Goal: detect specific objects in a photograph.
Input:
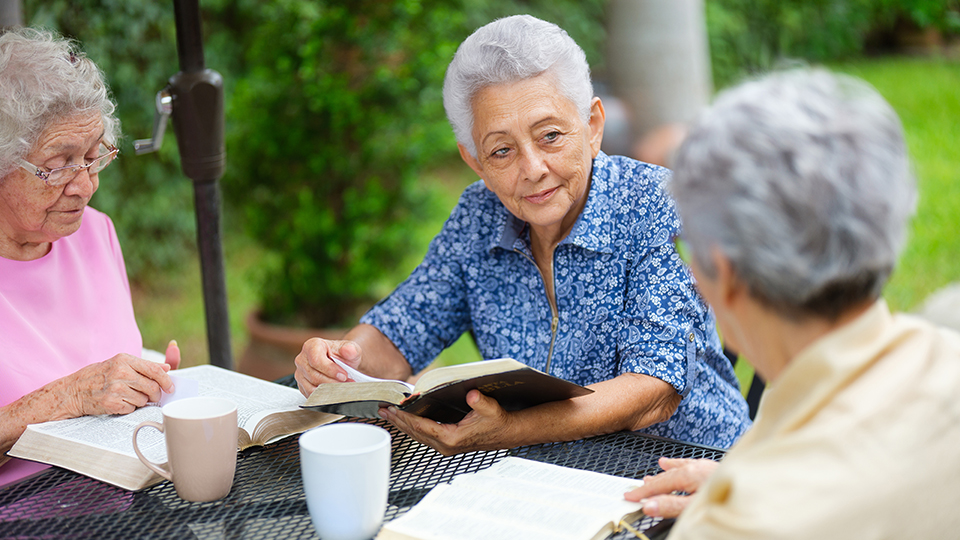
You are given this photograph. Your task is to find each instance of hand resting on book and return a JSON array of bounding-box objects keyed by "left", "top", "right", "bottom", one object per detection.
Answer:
[
  {"left": 623, "top": 456, "right": 720, "bottom": 518},
  {"left": 1, "top": 341, "right": 180, "bottom": 457}
]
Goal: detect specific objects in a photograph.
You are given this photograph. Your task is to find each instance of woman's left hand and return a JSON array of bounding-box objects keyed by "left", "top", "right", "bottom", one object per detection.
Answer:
[
  {"left": 379, "top": 389, "right": 513, "bottom": 455},
  {"left": 164, "top": 339, "right": 181, "bottom": 370}
]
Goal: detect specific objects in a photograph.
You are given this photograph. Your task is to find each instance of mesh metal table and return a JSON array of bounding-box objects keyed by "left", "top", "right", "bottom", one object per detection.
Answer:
[{"left": 0, "top": 420, "right": 724, "bottom": 540}]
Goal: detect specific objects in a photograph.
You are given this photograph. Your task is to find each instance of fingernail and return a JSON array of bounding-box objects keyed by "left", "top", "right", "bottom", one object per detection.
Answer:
[
  {"left": 335, "top": 371, "right": 347, "bottom": 382},
  {"left": 169, "top": 339, "right": 178, "bottom": 347},
  {"left": 642, "top": 499, "right": 659, "bottom": 514}
]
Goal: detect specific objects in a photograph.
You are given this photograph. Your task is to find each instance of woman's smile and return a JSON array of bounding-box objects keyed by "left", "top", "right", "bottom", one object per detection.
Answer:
[{"left": 523, "top": 186, "right": 559, "bottom": 204}]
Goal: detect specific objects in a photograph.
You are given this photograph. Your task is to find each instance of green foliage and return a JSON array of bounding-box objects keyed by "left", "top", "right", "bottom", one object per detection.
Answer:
[
  {"left": 219, "top": 0, "right": 605, "bottom": 328},
  {"left": 23, "top": 0, "right": 605, "bottom": 328},
  {"left": 706, "top": 0, "right": 960, "bottom": 88},
  {"left": 223, "top": 1, "right": 454, "bottom": 327}
]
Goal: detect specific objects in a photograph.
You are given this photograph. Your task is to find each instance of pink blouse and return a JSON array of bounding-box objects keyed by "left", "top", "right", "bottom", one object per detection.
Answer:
[{"left": 0, "top": 207, "right": 142, "bottom": 487}]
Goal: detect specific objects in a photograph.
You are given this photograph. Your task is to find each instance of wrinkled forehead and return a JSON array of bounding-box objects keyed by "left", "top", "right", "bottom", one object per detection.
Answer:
[{"left": 33, "top": 112, "right": 105, "bottom": 155}]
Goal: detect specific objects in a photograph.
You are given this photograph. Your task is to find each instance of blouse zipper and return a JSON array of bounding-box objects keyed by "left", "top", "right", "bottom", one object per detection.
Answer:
[{"left": 515, "top": 249, "right": 560, "bottom": 374}]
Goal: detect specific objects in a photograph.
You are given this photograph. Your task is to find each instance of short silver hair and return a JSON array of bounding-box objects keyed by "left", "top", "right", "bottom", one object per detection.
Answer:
[
  {"left": 0, "top": 27, "right": 120, "bottom": 177},
  {"left": 671, "top": 68, "right": 916, "bottom": 319},
  {"left": 442, "top": 14, "right": 593, "bottom": 159}
]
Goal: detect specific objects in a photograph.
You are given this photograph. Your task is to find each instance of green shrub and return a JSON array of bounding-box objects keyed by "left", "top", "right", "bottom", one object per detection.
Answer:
[
  {"left": 219, "top": 0, "right": 605, "bottom": 328},
  {"left": 706, "top": 0, "right": 960, "bottom": 88},
  {"left": 23, "top": 0, "right": 604, "bottom": 329}
]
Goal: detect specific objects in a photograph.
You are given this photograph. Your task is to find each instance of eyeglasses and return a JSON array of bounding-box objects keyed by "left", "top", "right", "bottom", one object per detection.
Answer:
[{"left": 17, "top": 142, "right": 119, "bottom": 187}]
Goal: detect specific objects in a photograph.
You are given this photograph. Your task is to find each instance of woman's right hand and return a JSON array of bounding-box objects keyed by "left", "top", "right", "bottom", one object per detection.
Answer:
[
  {"left": 1, "top": 353, "right": 175, "bottom": 455},
  {"left": 294, "top": 338, "right": 363, "bottom": 397},
  {"left": 62, "top": 354, "right": 175, "bottom": 417},
  {"left": 624, "top": 457, "right": 720, "bottom": 518}
]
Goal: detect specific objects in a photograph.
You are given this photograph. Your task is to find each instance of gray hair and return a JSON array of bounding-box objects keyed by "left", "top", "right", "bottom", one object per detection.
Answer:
[
  {"left": 443, "top": 14, "right": 593, "bottom": 159},
  {"left": 670, "top": 68, "right": 916, "bottom": 320},
  {"left": 0, "top": 27, "right": 120, "bottom": 177}
]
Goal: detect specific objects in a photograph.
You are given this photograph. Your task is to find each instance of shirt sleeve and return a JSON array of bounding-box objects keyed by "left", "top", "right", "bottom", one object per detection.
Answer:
[
  {"left": 616, "top": 174, "right": 704, "bottom": 397},
  {"left": 360, "top": 198, "right": 475, "bottom": 372}
]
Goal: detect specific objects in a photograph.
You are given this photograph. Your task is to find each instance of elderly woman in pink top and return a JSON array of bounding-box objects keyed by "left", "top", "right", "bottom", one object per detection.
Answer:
[{"left": 0, "top": 28, "right": 180, "bottom": 487}]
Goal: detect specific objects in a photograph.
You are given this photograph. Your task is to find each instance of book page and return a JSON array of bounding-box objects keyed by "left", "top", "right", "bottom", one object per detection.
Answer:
[
  {"left": 18, "top": 406, "right": 167, "bottom": 462},
  {"left": 332, "top": 358, "right": 415, "bottom": 390},
  {"left": 380, "top": 458, "right": 644, "bottom": 540},
  {"left": 249, "top": 408, "right": 340, "bottom": 447},
  {"left": 9, "top": 408, "right": 165, "bottom": 491},
  {"left": 174, "top": 365, "right": 308, "bottom": 434},
  {"left": 9, "top": 365, "right": 326, "bottom": 491},
  {"left": 413, "top": 358, "right": 526, "bottom": 393}
]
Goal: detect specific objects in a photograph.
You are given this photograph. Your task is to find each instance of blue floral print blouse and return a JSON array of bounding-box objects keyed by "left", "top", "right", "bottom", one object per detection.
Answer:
[{"left": 361, "top": 152, "right": 751, "bottom": 448}]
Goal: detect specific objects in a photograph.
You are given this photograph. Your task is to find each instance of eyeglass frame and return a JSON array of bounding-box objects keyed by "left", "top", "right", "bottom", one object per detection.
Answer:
[{"left": 16, "top": 142, "right": 119, "bottom": 187}]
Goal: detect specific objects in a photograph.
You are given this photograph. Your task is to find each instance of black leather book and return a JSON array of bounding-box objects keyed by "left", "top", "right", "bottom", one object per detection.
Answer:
[{"left": 302, "top": 358, "right": 593, "bottom": 424}]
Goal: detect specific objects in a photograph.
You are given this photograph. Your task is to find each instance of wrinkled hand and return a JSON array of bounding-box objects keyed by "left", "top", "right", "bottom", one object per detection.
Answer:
[
  {"left": 294, "top": 338, "right": 363, "bottom": 397},
  {"left": 379, "top": 389, "right": 512, "bottom": 456},
  {"left": 64, "top": 354, "right": 175, "bottom": 417},
  {"left": 624, "top": 457, "right": 720, "bottom": 518}
]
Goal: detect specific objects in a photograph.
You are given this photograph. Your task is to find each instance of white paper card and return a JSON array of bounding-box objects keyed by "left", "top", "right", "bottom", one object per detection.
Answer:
[{"left": 159, "top": 374, "right": 200, "bottom": 406}]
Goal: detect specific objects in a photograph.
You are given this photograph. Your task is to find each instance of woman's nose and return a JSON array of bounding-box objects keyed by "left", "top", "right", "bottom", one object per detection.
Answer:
[
  {"left": 62, "top": 167, "right": 97, "bottom": 197},
  {"left": 518, "top": 145, "right": 548, "bottom": 182}
]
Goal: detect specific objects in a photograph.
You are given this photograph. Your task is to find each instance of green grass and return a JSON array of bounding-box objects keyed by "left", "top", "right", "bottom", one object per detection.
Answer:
[
  {"left": 831, "top": 56, "right": 960, "bottom": 312},
  {"left": 133, "top": 55, "right": 959, "bottom": 376}
]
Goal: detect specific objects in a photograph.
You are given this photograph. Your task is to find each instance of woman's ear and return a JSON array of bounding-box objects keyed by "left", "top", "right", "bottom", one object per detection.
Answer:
[
  {"left": 458, "top": 143, "right": 485, "bottom": 181},
  {"left": 710, "top": 247, "right": 746, "bottom": 309},
  {"left": 588, "top": 97, "right": 605, "bottom": 158}
]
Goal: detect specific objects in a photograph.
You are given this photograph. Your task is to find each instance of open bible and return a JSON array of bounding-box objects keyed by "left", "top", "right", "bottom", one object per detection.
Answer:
[
  {"left": 376, "top": 457, "right": 646, "bottom": 540},
  {"left": 302, "top": 358, "right": 593, "bottom": 423},
  {"left": 8, "top": 365, "right": 340, "bottom": 491}
]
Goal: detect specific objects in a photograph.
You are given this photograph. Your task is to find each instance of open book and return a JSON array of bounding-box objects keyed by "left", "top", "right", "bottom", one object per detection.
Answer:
[
  {"left": 302, "top": 358, "right": 593, "bottom": 423},
  {"left": 8, "top": 365, "right": 340, "bottom": 491},
  {"left": 377, "top": 457, "right": 646, "bottom": 540}
]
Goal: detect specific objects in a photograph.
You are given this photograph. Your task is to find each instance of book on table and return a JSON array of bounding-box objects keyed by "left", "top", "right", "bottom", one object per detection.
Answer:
[
  {"left": 7, "top": 364, "right": 341, "bottom": 491},
  {"left": 301, "top": 357, "right": 594, "bottom": 423},
  {"left": 376, "top": 456, "right": 646, "bottom": 540}
]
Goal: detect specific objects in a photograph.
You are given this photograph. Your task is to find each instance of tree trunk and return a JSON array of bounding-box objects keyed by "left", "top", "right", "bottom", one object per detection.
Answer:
[
  {"left": 0, "top": 0, "right": 23, "bottom": 29},
  {"left": 606, "top": 0, "right": 711, "bottom": 165}
]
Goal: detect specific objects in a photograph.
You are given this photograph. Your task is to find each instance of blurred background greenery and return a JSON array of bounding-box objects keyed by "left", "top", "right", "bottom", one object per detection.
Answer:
[{"left": 19, "top": 0, "right": 960, "bottom": 371}]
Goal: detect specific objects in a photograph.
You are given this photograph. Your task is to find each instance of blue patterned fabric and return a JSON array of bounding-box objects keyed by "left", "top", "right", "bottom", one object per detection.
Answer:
[{"left": 361, "top": 152, "right": 751, "bottom": 448}]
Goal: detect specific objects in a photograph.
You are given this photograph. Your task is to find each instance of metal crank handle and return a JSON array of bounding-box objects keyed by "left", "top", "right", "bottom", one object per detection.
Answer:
[{"left": 134, "top": 87, "right": 173, "bottom": 155}]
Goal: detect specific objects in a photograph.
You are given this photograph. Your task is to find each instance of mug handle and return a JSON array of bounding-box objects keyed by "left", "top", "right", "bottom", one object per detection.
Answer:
[{"left": 133, "top": 421, "right": 174, "bottom": 482}]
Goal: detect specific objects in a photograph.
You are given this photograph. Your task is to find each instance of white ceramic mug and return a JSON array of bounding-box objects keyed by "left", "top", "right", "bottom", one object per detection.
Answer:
[
  {"left": 133, "top": 396, "right": 238, "bottom": 502},
  {"left": 299, "top": 423, "right": 391, "bottom": 540}
]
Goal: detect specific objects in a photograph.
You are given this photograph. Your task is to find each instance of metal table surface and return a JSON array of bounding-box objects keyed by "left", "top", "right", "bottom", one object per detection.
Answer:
[
  {"left": 0, "top": 419, "right": 724, "bottom": 539},
  {"left": 2, "top": 376, "right": 726, "bottom": 540}
]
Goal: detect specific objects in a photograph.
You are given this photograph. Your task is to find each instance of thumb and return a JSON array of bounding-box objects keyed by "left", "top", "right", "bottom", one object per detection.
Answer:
[
  {"left": 465, "top": 389, "right": 503, "bottom": 417},
  {"left": 165, "top": 339, "right": 181, "bottom": 370},
  {"left": 334, "top": 340, "right": 363, "bottom": 368}
]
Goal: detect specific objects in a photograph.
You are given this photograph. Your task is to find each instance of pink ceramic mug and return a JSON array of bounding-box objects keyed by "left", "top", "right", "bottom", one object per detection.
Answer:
[{"left": 133, "top": 396, "right": 238, "bottom": 502}]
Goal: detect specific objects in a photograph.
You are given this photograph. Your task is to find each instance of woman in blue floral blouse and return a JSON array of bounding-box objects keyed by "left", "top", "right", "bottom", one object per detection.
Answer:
[{"left": 295, "top": 14, "right": 751, "bottom": 453}]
